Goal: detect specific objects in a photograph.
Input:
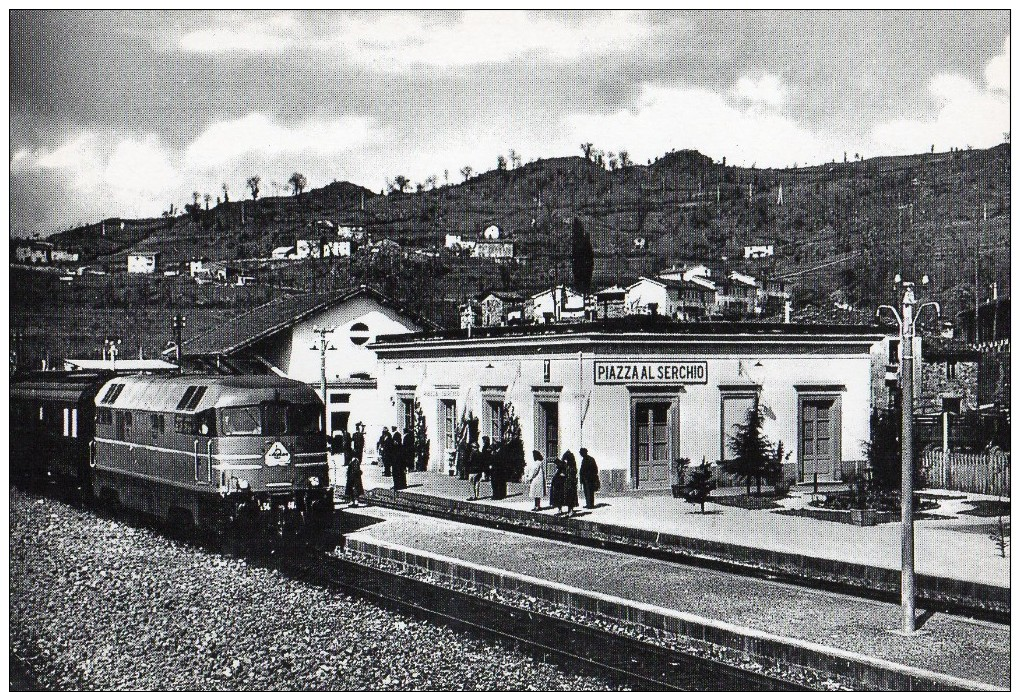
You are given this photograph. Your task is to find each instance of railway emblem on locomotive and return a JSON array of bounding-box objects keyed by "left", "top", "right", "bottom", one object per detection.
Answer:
[{"left": 264, "top": 441, "right": 291, "bottom": 466}]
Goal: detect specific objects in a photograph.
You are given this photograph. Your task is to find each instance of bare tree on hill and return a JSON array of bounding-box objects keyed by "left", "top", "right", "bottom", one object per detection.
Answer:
[
  {"left": 460, "top": 166, "right": 473, "bottom": 182},
  {"left": 247, "top": 176, "right": 260, "bottom": 201},
  {"left": 580, "top": 142, "right": 594, "bottom": 161},
  {"left": 289, "top": 172, "right": 307, "bottom": 196}
]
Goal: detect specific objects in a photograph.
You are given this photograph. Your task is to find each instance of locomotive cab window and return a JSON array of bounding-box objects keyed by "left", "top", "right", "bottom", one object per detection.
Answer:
[{"left": 219, "top": 402, "right": 320, "bottom": 436}]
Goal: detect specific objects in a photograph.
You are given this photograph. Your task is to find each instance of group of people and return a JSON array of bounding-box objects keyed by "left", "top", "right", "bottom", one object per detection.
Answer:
[
  {"left": 464, "top": 436, "right": 514, "bottom": 501},
  {"left": 377, "top": 426, "right": 417, "bottom": 491},
  {"left": 525, "top": 448, "right": 600, "bottom": 516},
  {"left": 331, "top": 422, "right": 366, "bottom": 506}
]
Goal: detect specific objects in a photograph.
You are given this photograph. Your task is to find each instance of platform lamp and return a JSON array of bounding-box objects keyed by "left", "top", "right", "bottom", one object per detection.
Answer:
[
  {"left": 877, "top": 274, "right": 939, "bottom": 635},
  {"left": 311, "top": 327, "right": 338, "bottom": 431}
]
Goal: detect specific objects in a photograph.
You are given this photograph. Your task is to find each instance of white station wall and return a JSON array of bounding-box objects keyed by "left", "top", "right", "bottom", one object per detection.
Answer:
[{"left": 375, "top": 342, "right": 886, "bottom": 485}]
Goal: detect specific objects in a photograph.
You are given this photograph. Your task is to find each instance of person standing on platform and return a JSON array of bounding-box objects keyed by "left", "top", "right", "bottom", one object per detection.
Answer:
[
  {"left": 330, "top": 429, "right": 345, "bottom": 488},
  {"left": 352, "top": 422, "right": 366, "bottom": 464},
  {"left": 562, "top": 451, "right": 579, "bottom": 517},
  {"left": 377, "top": 427, "right": 392, "bottom": 476},
  {"left": 403, "top": 425, "right": 416, "bottom": 473},
  {"left": 391, "top": 428, "right": 406, "bottom": 490},
  {"left": 525, "top": 450, "right": 546, "bottom": 510},
  {"left": 579, "top": 448, "right": 600, "bottom": 509},
  {"left": 465, "top": 439, "right": 484, "bottom": 500},
  {"left": 488, "top": 439, "right": 507, "bottom": 500},
  {"left": 344, "top": 448, "right": 363, "bottom": 507},
  {"left": 549, "top": 455, "right": 567, "bottom": 514}
]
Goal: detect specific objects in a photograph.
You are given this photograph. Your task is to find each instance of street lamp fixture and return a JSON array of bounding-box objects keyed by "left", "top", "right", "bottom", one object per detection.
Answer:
[{"left": 877, "top": 277, "right": 939, "bottom": 635}]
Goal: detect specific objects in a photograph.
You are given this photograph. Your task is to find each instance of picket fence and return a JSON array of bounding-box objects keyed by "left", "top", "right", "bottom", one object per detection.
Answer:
[{"left": 920, "top": 448, "right": 1010, "bottom": 497}]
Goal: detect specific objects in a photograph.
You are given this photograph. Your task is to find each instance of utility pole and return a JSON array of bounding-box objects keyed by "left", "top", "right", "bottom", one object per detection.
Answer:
[
  {"left": 878, "top": 277, "right": 940, "bottom": 634},
  {"left": 311, "top": 327, "right": 337, "bottom": 432},
  {"left": 173, "top": 313, "right": 186, "bottom": 364}
]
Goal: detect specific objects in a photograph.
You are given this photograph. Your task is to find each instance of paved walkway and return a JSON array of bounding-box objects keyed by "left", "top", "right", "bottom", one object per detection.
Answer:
[
  {"left": 345, "top": 462, "right": 1010, "bottom": 587},
  {"left": 343, "top": 505, "right": 1010, "bottom": 688}
]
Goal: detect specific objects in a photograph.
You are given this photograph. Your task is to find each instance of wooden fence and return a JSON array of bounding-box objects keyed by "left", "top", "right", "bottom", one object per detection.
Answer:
[{"left": 920, "top": 448, "right": 1010, "bottom": 496}]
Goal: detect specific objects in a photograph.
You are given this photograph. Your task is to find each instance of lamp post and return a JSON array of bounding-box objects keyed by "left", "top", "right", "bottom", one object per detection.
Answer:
[
  {"left": 877, "top": 275, "right": 939, "bottom": 634},
  {"left": 310, "top": 327, "right": 337, "bottom": 431},
  {"left": 172, "top": 313, "right": 186, "bottom": 363}
]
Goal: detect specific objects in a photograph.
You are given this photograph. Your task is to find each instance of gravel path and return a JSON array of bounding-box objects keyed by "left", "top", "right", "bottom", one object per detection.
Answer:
[{"left": 10, "top": 489, "right": 619, "bottom": 690}]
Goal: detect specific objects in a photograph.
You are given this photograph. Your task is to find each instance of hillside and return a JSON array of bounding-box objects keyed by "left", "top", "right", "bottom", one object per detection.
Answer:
[{"left": 41, "top": 144, "right": 1010, "bottom": 327}]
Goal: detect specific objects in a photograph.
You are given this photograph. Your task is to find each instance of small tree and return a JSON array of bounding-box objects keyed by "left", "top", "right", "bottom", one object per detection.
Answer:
[
  {"left": 497, "top": 155, "right": 507, "bottom": 171},
  {"left": 618, "top": 150, "right": 632, "bottom": 168},
  {"left": 288, "top": 172, "right": 307, "bottom": 195},
  {"left": 392, "top": 175, "right": 410, "bottom": 193},
  {"left": 722, "top": 403, "right": 773, "bottom": 495},
  {"left": 580, "top": 142, "right": 594, "bottom": 160},
  {"left": 683, "top": 459, "right": 715, "bottom": 513},
  {"left": 221, "top": 182, "right": 229, "bottom": 203},
  {"left": 246, "top": 175, "right": 260, "bottom": 200},
  {"left": 413, "top": 398, "right": 429, "bottom": 472},
  {"left": 460, "top": 166, "right": 473, "bottom": 182},
  {"left": 500, "top": 402, "right": 526, "bottom": 482}
]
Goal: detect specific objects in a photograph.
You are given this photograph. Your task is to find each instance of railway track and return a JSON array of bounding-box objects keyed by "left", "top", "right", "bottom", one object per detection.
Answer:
[
  {"left": 275, "top": 548, "right": 812, "bottom": 692},
  {"left": 18, "top": 479, "right": 813, "bottom": 690}
]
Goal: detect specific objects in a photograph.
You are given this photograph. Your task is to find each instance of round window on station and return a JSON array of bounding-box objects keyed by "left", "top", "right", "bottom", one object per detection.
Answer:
[{"left": 349, "top": 322, "right": 371, "bottom": 346}]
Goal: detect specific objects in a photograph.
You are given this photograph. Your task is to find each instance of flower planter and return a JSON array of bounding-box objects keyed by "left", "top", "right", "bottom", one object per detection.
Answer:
[{"left": 849, "top": 509, "right": 876, "bottom": 527}]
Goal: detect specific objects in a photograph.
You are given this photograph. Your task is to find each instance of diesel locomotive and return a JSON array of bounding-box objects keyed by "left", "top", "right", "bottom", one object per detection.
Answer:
[{"left": 11, "top": 371, "right": 334, "bottom": 537}]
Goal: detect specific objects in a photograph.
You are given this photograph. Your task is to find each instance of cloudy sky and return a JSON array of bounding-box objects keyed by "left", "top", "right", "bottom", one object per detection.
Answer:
[{"left": 10, "top": 10, "right": 1010, "bottom": 237}]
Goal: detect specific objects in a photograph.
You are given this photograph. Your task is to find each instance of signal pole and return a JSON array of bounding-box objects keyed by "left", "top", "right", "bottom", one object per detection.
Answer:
[{"left": 878, "top": 277, "right": 940, "bottom": 634}]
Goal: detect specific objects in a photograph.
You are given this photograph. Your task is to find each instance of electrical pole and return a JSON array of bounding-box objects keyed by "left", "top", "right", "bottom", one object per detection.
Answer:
[
  {"left": 879, "top": 278, "right": 939, "bottom": 634},
  {"left": 173, "top": 313, "right": 186, "bottom": 364},
  {"left": 311, "top": 327, "right": 337, "bottom": 432}
]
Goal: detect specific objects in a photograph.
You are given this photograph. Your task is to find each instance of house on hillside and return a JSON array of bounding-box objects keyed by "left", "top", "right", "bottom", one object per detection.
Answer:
[
  {"left": 596, "top": 286, "right": 627, "bottom": 319},
  {"left": 479, "top": 292, "right": 525, "bottom": 326},
  {"left": 471, "top": 241, "right": 514, "bottom": 261},
  {"left": 127, "top": 252, "right": 159, "bottom": 274},
  {"left": 271, "top": 246, "right": 297, "bottom": 260},
  {"left": 625, "top": 276, "right": 716, "bottom": 320},
  {"left": 182, "top": 285, "right": 437, "bottom": 449},
  {"left": 51, "top": 249, "right": 79, "bottom": 264},
  {"left": 16, "top": 241, "right": 54, "bottom": 264},
  {"left": 526, "top": 285, "right": 585, "bottom": 323}
]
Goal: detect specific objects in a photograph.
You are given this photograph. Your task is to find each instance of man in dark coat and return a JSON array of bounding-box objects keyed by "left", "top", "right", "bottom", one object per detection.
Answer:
[
  {"left": 352, "top": 423, "right": 365, "bottom": 463},
  {"left": 579, "top": 448, "right": 600, "bottom": 509},
  {"left": 391, "top": 428, "right": 406, "bottom": 490},
  {"left": 377, "top": 427, "right": 393, "bottom": 476},
  {"left": 403, "top": 426, "right": 416, "bottom": 472}
]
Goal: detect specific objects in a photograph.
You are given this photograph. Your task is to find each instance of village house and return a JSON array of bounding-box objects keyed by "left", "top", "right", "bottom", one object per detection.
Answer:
[
  {"left": 127, "top": 252, "right": 159, "bottom": 274},
  {"left": 526, "top": 285, "right": 585, "bottom": 323},
  {"left": 182, "top": 285, "right": 436, "bottom": 449}
]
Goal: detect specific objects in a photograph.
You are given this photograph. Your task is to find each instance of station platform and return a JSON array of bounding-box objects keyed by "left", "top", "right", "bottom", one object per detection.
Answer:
[
  {"left": 341, "top": 504, "right": 1009, "bottom": 690},
  {"left": 345, "top": 463, "right": 1009, "bottom": 591}
]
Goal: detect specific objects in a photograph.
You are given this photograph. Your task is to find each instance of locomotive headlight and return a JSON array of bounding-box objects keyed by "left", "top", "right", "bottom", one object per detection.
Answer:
[{"left": 309, "top": 476, "right": 320, "bottom": 487}]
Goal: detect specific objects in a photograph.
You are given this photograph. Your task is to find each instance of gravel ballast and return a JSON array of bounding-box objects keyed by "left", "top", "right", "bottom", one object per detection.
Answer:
[{"left": 10, "top": 489, "right": 619, "bottom": 690}]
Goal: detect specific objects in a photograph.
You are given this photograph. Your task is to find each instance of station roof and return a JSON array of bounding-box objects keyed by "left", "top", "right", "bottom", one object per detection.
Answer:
[
  {"left": 184, "top": 285, "right": 438, "bottom": 356},
  {"left": 374, "top": 316, "right": 896, "bottom": 347}
]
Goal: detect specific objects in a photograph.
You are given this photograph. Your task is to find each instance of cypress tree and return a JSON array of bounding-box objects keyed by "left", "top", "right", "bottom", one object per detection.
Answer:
[{"left": 722, "top": 403, "right": 773, "bottom": 495}]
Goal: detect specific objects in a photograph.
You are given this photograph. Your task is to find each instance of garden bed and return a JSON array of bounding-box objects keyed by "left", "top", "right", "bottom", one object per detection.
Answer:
[
  {"left": 708, "top": 493, "right": 785, "bottom": 511},
  {"left": 959, "top": 500, "right": 1010, "bottom": 517},
  {"left": 774, "top": 507, "right": 949, "bottom": 526}
]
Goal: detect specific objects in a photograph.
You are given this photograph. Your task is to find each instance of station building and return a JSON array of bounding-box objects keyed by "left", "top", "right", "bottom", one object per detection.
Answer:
[
  {"left": 183, "top": 286, "right": 436, "bottom": 449},
  {"left": 370, "top": 320, "right": 898, "bottom": 490}
]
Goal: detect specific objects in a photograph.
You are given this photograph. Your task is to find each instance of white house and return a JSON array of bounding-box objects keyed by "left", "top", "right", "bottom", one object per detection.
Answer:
[
  {"left": 272, "top": 246, "right": 297, "bottom": 260},
  {"left": 527, "top": 285, "right": 584, "bottom": 323},
  {"left": 183, "top": 286, "right": 437, "bottom": 459},
  {"left": 471, "top": 241, "right": 514, "bottom": 260},
  {"left": 483, "top": 224, "right": 501, "bottom": 240},
  {"left": 127, "top": 252, "right": 159, "bottom": 274},
  {"left": 322, "top": 240, "right": 352, "bottom": 257}
]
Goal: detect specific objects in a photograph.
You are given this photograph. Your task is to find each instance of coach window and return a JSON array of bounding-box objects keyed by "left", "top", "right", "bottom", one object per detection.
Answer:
[{"left": 151, "top": 413, "right": 165, "bottom": 439}]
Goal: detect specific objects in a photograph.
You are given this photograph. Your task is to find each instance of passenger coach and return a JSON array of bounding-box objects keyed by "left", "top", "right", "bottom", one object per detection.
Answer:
[{"left": 92, "top": 374, "right": 332, "bottom": 534}]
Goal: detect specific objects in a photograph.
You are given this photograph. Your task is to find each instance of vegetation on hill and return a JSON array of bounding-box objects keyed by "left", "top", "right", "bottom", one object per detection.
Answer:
[{"left": 22, "top": 143, "right": 1010, "bottom": 359}]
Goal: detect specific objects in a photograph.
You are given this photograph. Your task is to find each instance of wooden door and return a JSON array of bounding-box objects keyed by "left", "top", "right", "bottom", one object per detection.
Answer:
[
  {"left": 801, "top": 399, "right": 835, "bottom": 482},
  {"left": 538, "top": 401, "right": 559, "bottom": 462},
  {"left": 634, "top": 402, "right": 670, "bottom": 488}
]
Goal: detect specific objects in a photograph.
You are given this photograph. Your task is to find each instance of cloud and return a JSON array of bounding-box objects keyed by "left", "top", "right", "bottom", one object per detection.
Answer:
[
  {"left": 562, "top": 80, "right": 835, "bottom": 168},
  {"left": 985, "top": 35, "right": 1009, "bottom": 91},
  {"left": 178, "top": 11, "right": 655, "bottom": 68},
  {"left": 183, "top": 113, "right": 373, "bottom": 170},
  {"left": 869, "top": 40, "right": 1010, "bottom": 153},
  {"left": 732, "top": 74, "right": 788, "bottom": 110}
]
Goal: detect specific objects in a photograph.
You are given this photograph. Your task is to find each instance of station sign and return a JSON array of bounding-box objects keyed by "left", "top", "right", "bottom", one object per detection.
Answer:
[{"left": 594, "top": 360, "right": 708, "bottom": 385}]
